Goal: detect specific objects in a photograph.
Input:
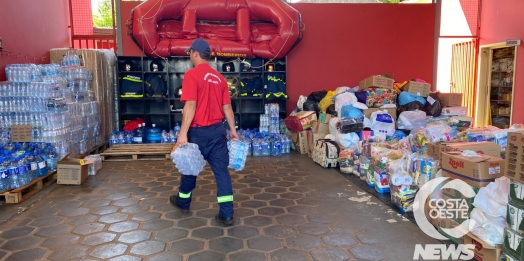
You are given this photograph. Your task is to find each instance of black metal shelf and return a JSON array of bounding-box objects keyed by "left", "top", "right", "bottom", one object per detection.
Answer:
[{"left": 117, "top": 56, "right": 287, "bottom": 130}]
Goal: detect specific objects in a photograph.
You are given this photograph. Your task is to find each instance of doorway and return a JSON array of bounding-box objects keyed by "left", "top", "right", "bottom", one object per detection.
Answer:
[{"left": 475, "top": 43, "right": 517, "bottom": 127}]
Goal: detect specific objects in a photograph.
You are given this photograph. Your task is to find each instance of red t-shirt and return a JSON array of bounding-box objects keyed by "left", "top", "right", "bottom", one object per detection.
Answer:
[{"left": 181, "top": 63, "right": 231, "bottom": 127}]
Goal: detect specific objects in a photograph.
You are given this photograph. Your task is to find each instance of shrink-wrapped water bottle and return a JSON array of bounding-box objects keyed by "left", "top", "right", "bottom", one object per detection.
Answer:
[
  {"left": 228, "top": 140, "right": 249, "bottom": 171},
  {"left": 171, "top": 143, "right": 206, "bottom": 176}
]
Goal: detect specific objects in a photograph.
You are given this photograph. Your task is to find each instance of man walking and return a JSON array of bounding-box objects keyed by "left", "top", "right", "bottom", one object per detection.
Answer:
[{"left": 170, "top": 38, "right": 238, "bottom": 226}]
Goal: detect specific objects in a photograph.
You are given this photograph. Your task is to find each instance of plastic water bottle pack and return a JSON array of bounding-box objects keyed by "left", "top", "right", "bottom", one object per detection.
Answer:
[
  {"left": 228, "top": 140, "right": 249, "bottom": 171},
  {"left": 171, "top": 143, "right": 206, "bottom": 176}
]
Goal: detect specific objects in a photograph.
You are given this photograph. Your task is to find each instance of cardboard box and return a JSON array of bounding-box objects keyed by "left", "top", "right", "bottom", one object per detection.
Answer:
[
  {"left": 10, "top": 125, "right": 32, "bottom": 142},
  {"left": 426, "top": 142, "right": 501, "bottom": 161},
  {"left": 440, "top": 179, "right": 478, "bottom": 222},
  {"left": 505, "top": 132, "right": 524, "bottom": 183},
  {"left": 425, "top": 197, "right": 440, "bottom": 228},
  {"left": 359, "top": 75, "right": 394, "bottom": 90},
  {"left": 438, "top": 93, "right": 463, "bottom": 107},
  {"left": 463, "top": 233, "right": 503, "bottom": 261},
  {"left": 441, "top": 152, "right": 505, "bottom": 189},
  {"left": 404, "top": 81, "right": 431, "bottom": 97},
  {"left": 362, "top": 107, "right": 397, "bottom": 120},
  {"left": 443, "top": 142, "right": 501, "bottom": 158},
  {"left": 438, "top": 217, "right": 465, "bottom": 244},
  {"left": 312, "top": 122, "right": 330, "bottom": 134},
  {"left": 288, "top": 130, "right": 309, "bottom": 155},
  {"left": 57, "top": 158, "right": 96, "bottom": 185}
]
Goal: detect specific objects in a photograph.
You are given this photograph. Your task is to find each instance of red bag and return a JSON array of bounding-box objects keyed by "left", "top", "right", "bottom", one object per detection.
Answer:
[
  {"left": 284, "top": 111, "right": 317, "bottom": 132},
  {"left": 123, "top": 119, "right": 145, "bottom": 132}
]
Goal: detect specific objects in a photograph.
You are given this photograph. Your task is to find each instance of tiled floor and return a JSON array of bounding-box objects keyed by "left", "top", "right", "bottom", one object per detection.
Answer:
[{"left": 0, "top": 153, "right": 438, "bottom": 261}]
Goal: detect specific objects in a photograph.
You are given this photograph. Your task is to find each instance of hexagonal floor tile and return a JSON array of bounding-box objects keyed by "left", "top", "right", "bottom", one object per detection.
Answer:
[
  {"left": 241, "top": 200, "right": 268, "bottom": 209},
  {"left": 130, "top": 240, "right": 166, "bottom": 255},
  {"left": 307, "top": 213, "right": 338, "bottom": 224},
  {"left": 91, "top": 206, "right": 120, "bottom": 215},
  {"left": 169, "top": 239, "right": 204, "bottom": 254},
  {"left": 30, "top": 216, "right": 64, "bottom": 227},
  {"left": 296, "top": 198, "right": 320, "bottom": 206},
  {"left": 234, "top": 208, "right": 256, "bottom": 218},
  {"left": 285, "top": 235, "right": 320, "bottom": 250},
  {"left": 155, "top": 228, "right": 188, "bottom": 242},
  {"left": 279, "top": 192, "right": 304, "bottom": 200},
  {"left": 109, "top": 255, "right": 142, "bottom": 261},
  {"left": 229, "top": 250, "right": 266, "bottom": 261},
  {"left": 253, "top": 193, "right": 278, "bottom": 201},
  {"left": 90, "top": 243, "right": 128, "bottom": 259},
  {"left": 321, "top": 234, "right": 358, "bottom": 247},
  {"left": 177, "top": 218, "right": 207, "bottom": 229},
  {"left": 227, "top": 225, "right": 259, "bottom": 239},
  {"left": 244, "top": 216, "right": 273, "bottom": 227},
  {"left": 250, "top": 182, "right": 272, "bottom": 188},
  {"left": 270, "top": 249, "right": 309, "bottom": 261},
  {"left": 83, "top": 199, "right": 112, "bottom": 208},
  {"left": 108, "top": 221, "right": 139, "bottom": 233},
  {"left": 142, "top": 220, "right": 174, "bottom": 230},
  {"left": 147, "top": 253, "right": 183, "bottom": 261},
  {"left": 113, "top": 198, "right": 139, "bottom": 207},
  {"left": 82, "top": 232, "right": 117, "bottom": 246},
  {"left": 195, "top": 209, "right": 217, "bottom": 219},
  {"left": 118, "top": 230, "right": 152, "bottom": 244},
  {"left": 98, "top": 213, "right": 128, "bottom": 224},
  {"left": 153, "top": 203, "right": 178, "bottom": 212},
  {"left": 209, "top": 237, "right": 243, "bottom": 253},
  {"left": 263, "top": 225, "right": 296, "bottom": 238},
  {"left": 72, "top": 223, "right": 105, "bottom": 235},
  {"left": 131, "top": 212, "right": 161, "bottom": 221},
  {"left": 311, "top": 248, "right": 350, "bottom": 261},
  {"left": 34, "top": 224, "right": 71, "bottom": 237},
  {"left": 329, "top": 223, "right": 363, "bottom": 234},
  {"left": 269, "top": 199, "right": 295, "bottom": 207},
  {"left": 48, "top": 245, "right": 89, "bottom": 261},
  {"left": 265, "top": 187, "right": 287, "bottom": 193},
  {"left": 66, "top": 214, "right": 98, "bottom": 226},
  {"left": 232, "top": 194, "right": 250, "bottom": 202},
  {"left": 350, "top": 245, "right": 386, "bottom": 261},
  {"left": 247, "top": 236, "right": 282, "bottom": 251},
  {"left": 106, "top": 192, "right": 131, "bottom": 200},
  {"left": 238, "top": 188, "right": 262, "bottom": 195},
  {"left": 0, "top": 227, "right": 35, "bottom": 239},
  {"left": 122, "top": 205, "right": 150, "bottom": 214},
  {"left": 298, "top": 223, "right": 330, "bottom": 236},
  {"left": 188, "top": 250, "right": 225, "bottom": 261},
  {"left": 258, "top": 207, "right": 285, "bottom": 216},
  {"left": 0, "top": 236, "right": 42, "bottom": 251},
  {"left": 59, "top": 207, "right": 89, "bottom": 217},
  {"left": 41, "top": 234, "right": 80, "bottom": 249},
  {"left": 286, "top": 205, "right": 316, "bottom": 215},
  {"left": 356, "top": 233, "right": 379, "bottom": 244},
  {"left": 192, "top": 227, "right": 224, "bottom": 239},
  {"left": 276, "top": 214, "right": 307, "bottom": 226},
  {"left": 165, "top": 210, "right": 192, "bottom": 220}
]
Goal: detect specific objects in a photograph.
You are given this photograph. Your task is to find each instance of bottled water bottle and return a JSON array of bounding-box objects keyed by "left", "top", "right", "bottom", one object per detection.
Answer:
[
  {"left": 174, "top": 123, "right": 181, "bottom": 136},
  {"left": 125, "top": 131, "right": 133, "bottom": 144},
  {"left": 168, "top": 130, "right": 177, "bottom": 143},
  {"left": 252, "top": 139, "right": 260, "bottom": 157},
  {"left": 109, "top": 132, "right": 118, "bottom": 147},
  {"left": 46, "top": 147, "right": 58, "bottom": 172},
  {"left": 228, "top": 140, "right": 249, "bottom": 171},
  {"left": 133, "top": 124, "right": 144, "bottom": 144},
  {"left": 25, "top": 152, "right": 37, "bottom": 181},
  {"left": 171, "top": 143, "right": 206, "bottom": 176},
  {"left": 161, "top": 130, "right": 169, "bottom": 143},
  {"left": 35, "top": 151, "right": 48, "bottom": 177},
  {"left": 0, "top": 158, "right": 9, "bottom": 191},
  {"left": 272, "top": 138, "right": 282, "bottom": 157},
  {"left": 117, "top": 132, "right": 126, "bottom": 144},
  {"left": 146, "top": 124, "right": 161, "bottom": 143},
  {"left": 261, "top": 139, "right": 270, "bottom": 156},
  {"left": 9, "top": 158, "right": 23, "bottom": 189},
  {"left": 16, "top": 156, "right": 29, "bottom": 185}
]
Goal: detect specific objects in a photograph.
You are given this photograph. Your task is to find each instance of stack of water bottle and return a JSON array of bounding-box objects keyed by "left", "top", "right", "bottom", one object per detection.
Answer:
[
  {"left": 59, "top": 55, "right": 101, "bottom": 156},
  {"left": 0, "top": 142, "right": 58, "bottom": 191},
  {"left": 259, "top": 103, "right": 281, "bottom": 135},
  {"left": 227, "top": 129, "right": 290, "bottom": 157},
  {"left": 109, "top": 122, "right": 181, "bottom": 146},
  {"left": 171, "top": 143, "right": 206, "bottom": 176}
]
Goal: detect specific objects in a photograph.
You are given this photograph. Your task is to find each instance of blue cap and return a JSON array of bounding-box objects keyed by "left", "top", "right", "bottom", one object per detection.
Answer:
[{"left": 185, "top": 38, "right": 211, "bottom": 56}]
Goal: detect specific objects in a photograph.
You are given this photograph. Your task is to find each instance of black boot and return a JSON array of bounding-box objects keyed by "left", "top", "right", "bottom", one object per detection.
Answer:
[
  {"left": 215, "top": 214, "right": 234, "bottom": 226},
  {"left": 170, "top": 195, "right": 190, "bottom": 214}
]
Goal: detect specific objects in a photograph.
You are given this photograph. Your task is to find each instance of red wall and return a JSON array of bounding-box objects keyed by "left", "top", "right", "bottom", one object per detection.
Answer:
[
  {"left": 120, "top": 3, "right": 436, "bottom": 114},
  {"left": 479, "top": 0, "right": 524, "bottom": 124},
  {"left": 0, "top": 0, "right": 70, "bottom": 81}
]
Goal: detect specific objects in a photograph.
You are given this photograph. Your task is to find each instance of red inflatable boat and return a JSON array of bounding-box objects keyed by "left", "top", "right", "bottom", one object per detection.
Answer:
[{"left": 127, "top": 0, "right": 303, "bottom": 59}]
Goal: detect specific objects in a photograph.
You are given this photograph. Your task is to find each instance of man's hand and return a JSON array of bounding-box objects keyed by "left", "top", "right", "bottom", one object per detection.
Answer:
[
  {"left": 176, "top": 133, "right": 188, "bottom": 148},
  {"left": 229, "top": 130, "right": 239, "bottom": 140}
]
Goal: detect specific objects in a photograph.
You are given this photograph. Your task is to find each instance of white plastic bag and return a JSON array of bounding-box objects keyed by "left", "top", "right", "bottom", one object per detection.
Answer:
[
  {"left": 335, "top": 132, "right": 360, "bottom": 148},
  {"left": 329, "top": 117, "right": 340, "bottom": 135},
  {"left": 297, "top": 95, "right": 307, "bottom": 110},
  {"left": 470, "top": 208, "right": 506, "bottom": 246},
  {"left": 397, "top": 110, "right": 427, "bottom": 130},
  {"left": 370, "top": 110, "right": 395, "bottom": 136},
  {"left": 473, "top": 177, "right": 510, "bottom": 217}
]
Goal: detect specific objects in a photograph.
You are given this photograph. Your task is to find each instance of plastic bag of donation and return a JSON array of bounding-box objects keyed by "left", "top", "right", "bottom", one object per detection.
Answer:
[
  {"left": 171, "top": 143, "right": 206, "bottom": 176},
  {"left": 470, "top": 177, "right": 510, "bottom": 246},
  {"left": 369, "top": 110, "right": 395, "bottom": 136}
]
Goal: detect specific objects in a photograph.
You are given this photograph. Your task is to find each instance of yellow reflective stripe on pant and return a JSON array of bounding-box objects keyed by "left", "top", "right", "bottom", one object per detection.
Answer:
[
  {"left": 179, "top": 192, "right": 191, "bottom": 199},
  {"left": 217, "top": 195, "right": 233, "bottom": 203}
]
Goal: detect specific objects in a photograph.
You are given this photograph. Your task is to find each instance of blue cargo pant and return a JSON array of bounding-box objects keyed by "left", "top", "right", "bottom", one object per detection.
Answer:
[{"left": 177, "top": 122, "right": 234, "bottom": 218}]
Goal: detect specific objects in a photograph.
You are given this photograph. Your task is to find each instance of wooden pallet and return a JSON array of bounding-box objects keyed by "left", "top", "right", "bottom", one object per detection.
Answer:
[
  {"left": 0, "top": 171, "right": 57, "bottom": 204},
  {"left": 100, "top": 143, "right": 175, "bottom": 161}
]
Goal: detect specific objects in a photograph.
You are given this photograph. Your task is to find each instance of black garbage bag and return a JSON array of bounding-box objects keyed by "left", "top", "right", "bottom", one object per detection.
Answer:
[
  {"left": 307, "top": 91, "right": 328, "bottom": 103},
  {"left": 303, "top": 101, "right": 319, "bottom": 112},
  {"left": 398, "top": 101, "right": 425, "bottom": 114},
  {"left": 425, "top": 92, "right": 442, "bottom": 117},
  {"left": 326, "top": 104, "right": 337, "bottom": 116}
]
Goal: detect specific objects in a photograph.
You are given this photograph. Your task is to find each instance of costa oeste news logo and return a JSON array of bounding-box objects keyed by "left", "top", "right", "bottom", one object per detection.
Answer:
[{"left": 412, "top": 177, "right": 477, "bottom": 260}]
